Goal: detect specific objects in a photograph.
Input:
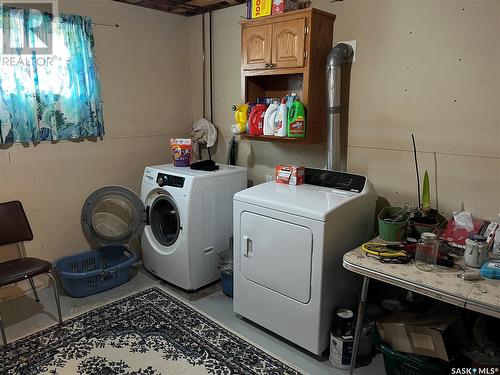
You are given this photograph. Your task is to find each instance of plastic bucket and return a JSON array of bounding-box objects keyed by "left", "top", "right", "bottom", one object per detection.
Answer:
[
  {"left": 378, "top": 343, "right": 446, "bottom": 375},
  {"left": 378, "top": 207, "right": 409, "bottom": 242},
  {"left": 221, "top": 269, "right": 233, "bottom": 298}
]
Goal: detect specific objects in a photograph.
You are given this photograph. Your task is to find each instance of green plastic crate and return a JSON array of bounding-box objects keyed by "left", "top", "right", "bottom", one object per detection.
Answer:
[{"left": 378, "top": 344, "right": 448, "bottom": 375}]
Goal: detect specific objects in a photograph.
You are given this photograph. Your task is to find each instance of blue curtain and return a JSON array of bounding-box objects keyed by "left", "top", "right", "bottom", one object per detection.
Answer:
[{"left": 0, "top": 8, "right": 104, "bottom": 144}]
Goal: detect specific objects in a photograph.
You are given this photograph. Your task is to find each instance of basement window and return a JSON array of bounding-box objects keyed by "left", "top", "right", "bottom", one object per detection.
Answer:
[{"left": 0, "top": 6, "right": 104, "bottom": 144}]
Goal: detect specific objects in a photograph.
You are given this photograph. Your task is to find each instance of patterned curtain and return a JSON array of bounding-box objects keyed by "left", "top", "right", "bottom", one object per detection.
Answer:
[{"left": 0, "top": 8, "right": 104, "bottom": 144}]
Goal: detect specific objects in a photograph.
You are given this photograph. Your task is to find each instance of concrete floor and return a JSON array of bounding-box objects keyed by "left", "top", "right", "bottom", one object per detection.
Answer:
[{"left": 0, "top": 266, "right": 385, "bottom": 375}]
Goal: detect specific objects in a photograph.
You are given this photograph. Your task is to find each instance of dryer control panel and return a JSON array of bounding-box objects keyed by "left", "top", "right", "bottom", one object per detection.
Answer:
[
  {"left": 157, "top": 173, "right": 185, "bottom": 188},
  {"left": 305, "top": 168, "right": 366, "bottom": 193}
]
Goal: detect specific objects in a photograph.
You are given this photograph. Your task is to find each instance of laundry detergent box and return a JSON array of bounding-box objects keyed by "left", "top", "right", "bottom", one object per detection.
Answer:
[
  {"left": 275, "top": 165, "right": 305, "bottom": 186},
  {"left": 252, "top": 0, "right": 272, "bottom": 18},
  {"left": 272, "top": 0, "right": 299, "bottom": 14},
  {"left": 170, "top": 138, "right": 192, "bottom": 167}
]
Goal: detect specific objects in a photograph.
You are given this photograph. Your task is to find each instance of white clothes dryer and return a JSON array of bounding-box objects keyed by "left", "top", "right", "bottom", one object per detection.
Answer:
[{"left": 233, "top": 169, "right": 377, "bottom": 355}]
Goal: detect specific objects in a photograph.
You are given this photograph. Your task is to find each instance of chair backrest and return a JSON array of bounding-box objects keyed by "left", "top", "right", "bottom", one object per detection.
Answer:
[{"left": 0, "top": 201, "right": 34, "bottom": 246}]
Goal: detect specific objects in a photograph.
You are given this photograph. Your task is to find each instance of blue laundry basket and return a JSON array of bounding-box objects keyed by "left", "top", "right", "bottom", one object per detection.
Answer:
[{"left": 54, "top": 246, "right": 137, "bottom": 298}]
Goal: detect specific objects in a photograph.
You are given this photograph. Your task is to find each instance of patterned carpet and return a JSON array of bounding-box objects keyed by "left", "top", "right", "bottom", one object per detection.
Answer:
[{"left": 0, "top": 287, "right": 304, "bottom": 375}]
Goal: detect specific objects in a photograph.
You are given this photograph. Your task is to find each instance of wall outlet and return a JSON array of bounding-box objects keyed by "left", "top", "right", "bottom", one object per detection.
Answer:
[
  {"left": 266, "top": 175, "right": 273, "bottom": 182},
  {"left": 337, "top": 40, "right": 357, "bottom": 62}
]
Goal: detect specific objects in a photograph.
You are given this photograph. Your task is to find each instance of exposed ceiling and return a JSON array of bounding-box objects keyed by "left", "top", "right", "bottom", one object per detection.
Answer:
[{"left": 113, "top": 0, "right": 246, "bottom": 17}]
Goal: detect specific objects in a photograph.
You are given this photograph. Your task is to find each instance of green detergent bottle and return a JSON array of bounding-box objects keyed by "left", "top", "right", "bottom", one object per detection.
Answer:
[{"left": 287, "top": 99, "right": 306, "bottom": 138}]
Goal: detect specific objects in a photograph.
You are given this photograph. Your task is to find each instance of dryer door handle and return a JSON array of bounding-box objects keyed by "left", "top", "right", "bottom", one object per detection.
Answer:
[{"left": 243, "top": 235, "right": 253, "bottom": 257}]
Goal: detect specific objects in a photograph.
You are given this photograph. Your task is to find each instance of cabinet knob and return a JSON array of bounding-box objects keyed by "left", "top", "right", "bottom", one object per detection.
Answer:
[{"left": 265, "top": 63, "right": 271, "bottom": 68}]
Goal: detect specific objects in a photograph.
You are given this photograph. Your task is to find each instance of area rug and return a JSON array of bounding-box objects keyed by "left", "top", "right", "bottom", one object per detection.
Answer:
[{"left": 0, "top": 287, "right": 304, "bottom": 375}]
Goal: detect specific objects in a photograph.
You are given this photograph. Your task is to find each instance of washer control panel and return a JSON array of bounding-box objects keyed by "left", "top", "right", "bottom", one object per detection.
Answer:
[{"left": 157, "top": 173, "right": 185, "bottom": 188}]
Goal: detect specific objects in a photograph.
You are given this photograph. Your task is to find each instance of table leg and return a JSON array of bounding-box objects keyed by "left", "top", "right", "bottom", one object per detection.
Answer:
[{"left": 350, "top": 276, "right": 370, "bottom": 375}]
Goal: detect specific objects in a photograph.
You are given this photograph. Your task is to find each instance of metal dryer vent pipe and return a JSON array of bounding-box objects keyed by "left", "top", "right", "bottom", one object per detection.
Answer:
[{"left": 326, "top": 43, "right": 354, "bottom": 171}]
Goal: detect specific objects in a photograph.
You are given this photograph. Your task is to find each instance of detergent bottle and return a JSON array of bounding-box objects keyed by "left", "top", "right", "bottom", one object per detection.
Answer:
[
  {"left": 273, "top": 97, "right": 287, "bottom": 137},
  {"left": 232, "top": 104, "right": 249, "bottom": 134},
  {"left": 286, "top": 93, "right": 298, "bottom": 110},
  {"left": 249, "top": 103, "right": 267, "bottom": 136},
  {"left": 246, "top": 104, "right": 254, "bottom": 133},
  {"left": 287, "top": 99, "right": 306, "bottom": 138},
  {"left": 263, "top": 99, "right": 279, "bottom": 136}
]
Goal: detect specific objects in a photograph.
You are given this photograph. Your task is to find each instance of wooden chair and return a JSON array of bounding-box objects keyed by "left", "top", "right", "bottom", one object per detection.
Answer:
[{"left": 0, "top": 201, "right": 63, "bottom": 346}]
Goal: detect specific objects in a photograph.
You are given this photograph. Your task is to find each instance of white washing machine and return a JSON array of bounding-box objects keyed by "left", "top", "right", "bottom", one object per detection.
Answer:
[
  {"left": 140, "top": 164, "right": 247, "bottom": 290},
  {"left": 233, "top": 169, "right": 377, "bottom": 355}
]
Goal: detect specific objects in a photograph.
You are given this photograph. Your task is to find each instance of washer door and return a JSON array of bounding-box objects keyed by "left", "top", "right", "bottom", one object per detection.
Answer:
[
  {"left": 82, "top": 186, "right": 146, "bottom": 246},
  {"left": 149, "top": 193, "right": 181, "bottom": 247}
]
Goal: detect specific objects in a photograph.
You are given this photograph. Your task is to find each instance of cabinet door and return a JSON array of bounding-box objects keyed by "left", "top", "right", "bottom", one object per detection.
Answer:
[
  {"left": 272, "top": 18, "right": 306, "bottom": 68},
  {"left": 242, "top": 24, "right": 272, "bottom": 70}
]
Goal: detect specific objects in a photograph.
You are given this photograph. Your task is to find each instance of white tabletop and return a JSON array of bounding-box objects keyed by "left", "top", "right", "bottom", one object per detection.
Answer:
[{"left": 343, "top": 243, "right": 500, "bottom": 318}]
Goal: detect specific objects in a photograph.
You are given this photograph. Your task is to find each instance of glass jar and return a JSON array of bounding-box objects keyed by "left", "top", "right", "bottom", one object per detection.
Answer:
[{"left": 415, "top": 232, "right": 438, "bottom": 271}]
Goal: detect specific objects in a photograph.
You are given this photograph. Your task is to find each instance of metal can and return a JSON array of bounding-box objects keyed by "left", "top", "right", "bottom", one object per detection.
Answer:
[
  {"left": 329, "top": 332, "right": 353, "bottom": 369},
  {"left": 333, "top": 308, "right": 354, "bottom": 337}
]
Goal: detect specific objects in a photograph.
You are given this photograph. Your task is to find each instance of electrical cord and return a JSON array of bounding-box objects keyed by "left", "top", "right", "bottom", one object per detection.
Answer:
[
  {"left": 361, "top": 243, "right": 408, "bottom": 257},
  {"left": 361, "top": 242, "right": 412, "bottom": 264},
  {"left": 365, "top": 252, "right": 412, "bottom": 264}
]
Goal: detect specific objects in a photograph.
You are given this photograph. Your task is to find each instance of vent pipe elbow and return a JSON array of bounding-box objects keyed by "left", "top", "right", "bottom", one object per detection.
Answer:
[{"left": 327, "top": 43, "right": 353, "bottom": 67}]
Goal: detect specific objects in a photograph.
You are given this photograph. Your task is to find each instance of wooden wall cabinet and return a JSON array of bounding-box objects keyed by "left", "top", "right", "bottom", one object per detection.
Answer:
[
  {"left": 240, "top": 8, "right": 335, "bottom": 144},
  {"left": 272, "top": 18, "right": 306, "bottom": 69},
  {"left": 242, "top": 25, "right": 272, "bottom": 70}
]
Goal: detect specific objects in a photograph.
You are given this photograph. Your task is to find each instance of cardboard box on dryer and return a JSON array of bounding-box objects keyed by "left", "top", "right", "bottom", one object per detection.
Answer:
[
  {"left": 272, "top": 0, "right": 300, "bottom": 14},
  {"left": 275, "top": 165, "right": 305, "bottom": 186}
]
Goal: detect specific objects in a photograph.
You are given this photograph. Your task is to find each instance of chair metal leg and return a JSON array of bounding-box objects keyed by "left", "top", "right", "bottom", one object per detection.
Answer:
[
  {"left": 47, "top": 272, "right": 63, "bottom": 325},
  {"left": 0, "top": 311, "right": 7, "bottom": 347},
  {"left": 28, "top": 277, "right": 40, "bottom": 302}
]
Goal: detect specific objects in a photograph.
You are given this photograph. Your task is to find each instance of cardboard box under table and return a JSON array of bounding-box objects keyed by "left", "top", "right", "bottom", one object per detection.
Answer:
[{"left": 377, "top": 313, "right": 466, "bottom": 361}]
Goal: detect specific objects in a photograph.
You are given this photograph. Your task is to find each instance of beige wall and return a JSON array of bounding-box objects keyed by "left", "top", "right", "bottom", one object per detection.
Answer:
[
  {"left": 208, "top": 0, "right": 500, "bottom": 220},
  {"left": 1, "top": 0, "right": 499, "bottom": 298},
  {"left": 0, "top": 0, "right": 195, "bottom": 296}
]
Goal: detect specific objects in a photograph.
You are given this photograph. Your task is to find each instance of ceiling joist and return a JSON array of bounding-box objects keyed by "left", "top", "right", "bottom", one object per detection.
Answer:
[{"left": 114, "top": 0, "right": 246, "bottom": 16}]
